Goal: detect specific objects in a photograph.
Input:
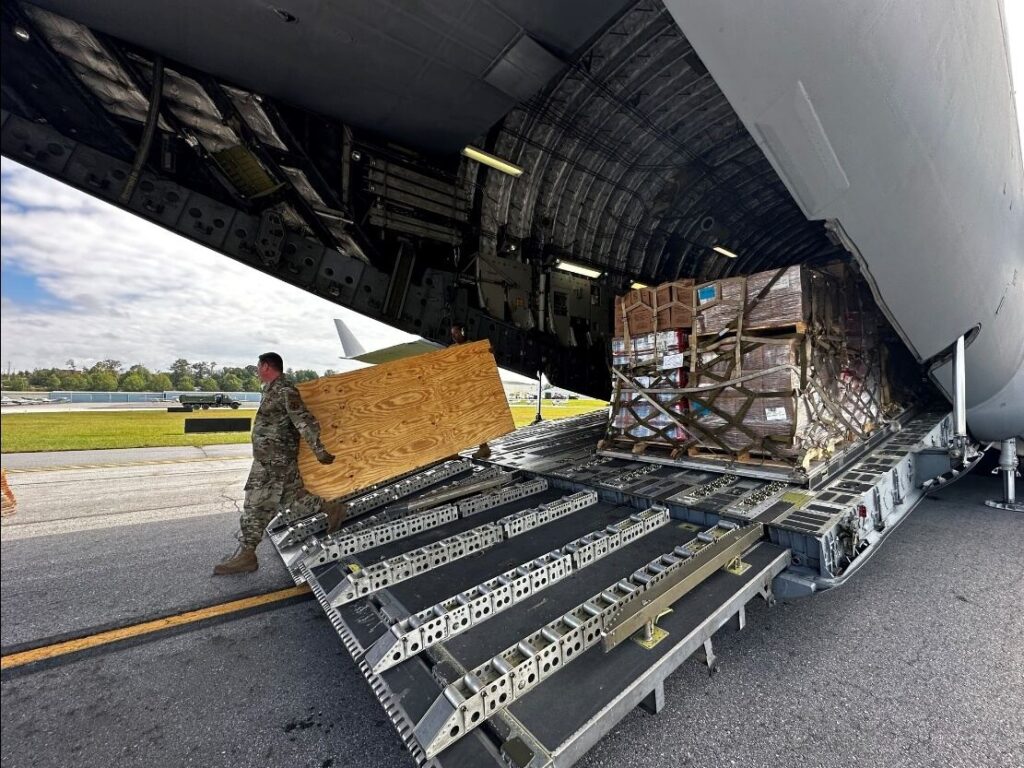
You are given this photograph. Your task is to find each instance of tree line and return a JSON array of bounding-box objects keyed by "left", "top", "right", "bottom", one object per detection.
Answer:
[{"left": 0, "top": 359, "right": 334, "bottom": 393}]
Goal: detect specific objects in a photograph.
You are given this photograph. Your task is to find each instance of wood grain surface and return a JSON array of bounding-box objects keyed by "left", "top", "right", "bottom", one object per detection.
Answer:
[{"left": 296, "top": 340, "right": 515, "bottom": 499}]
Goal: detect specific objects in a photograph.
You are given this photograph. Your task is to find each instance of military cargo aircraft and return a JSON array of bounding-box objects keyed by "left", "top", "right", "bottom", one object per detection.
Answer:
[{"left": 2, "top": 2, "right": 1020, "bottom": 765}]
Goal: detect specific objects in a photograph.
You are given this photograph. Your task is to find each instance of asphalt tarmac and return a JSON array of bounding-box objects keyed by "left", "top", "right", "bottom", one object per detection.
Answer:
[{"left": 0, "top": 446, "right": 1020, "bottom": 768}]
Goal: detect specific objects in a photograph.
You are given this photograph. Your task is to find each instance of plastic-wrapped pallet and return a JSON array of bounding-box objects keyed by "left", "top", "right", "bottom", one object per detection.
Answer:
[
  {"left": 609, "top": 370, "right": 688, "bottom": 444},
  {"left": 686, "top": 336, "right": 884, "bottom": 460},
  {"left": 691, "top": 337, "right": 805, "bottom": 395},
  {"left": 686, "top": 392, "right": 838, "bottom": 458},
  {"left": 612, "top": 330, "right": 689, "bottom": 369},
  {"left": 692, "top": 265, "right": 842, "bottom": 336}
]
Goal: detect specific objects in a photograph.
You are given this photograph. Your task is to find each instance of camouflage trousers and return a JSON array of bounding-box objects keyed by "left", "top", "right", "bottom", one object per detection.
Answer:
[{"left": 239, "top": 463, "right": 323, "bottom": 548}]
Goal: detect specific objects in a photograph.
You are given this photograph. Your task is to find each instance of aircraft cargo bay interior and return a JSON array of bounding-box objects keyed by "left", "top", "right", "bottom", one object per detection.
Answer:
[{"left": 0, "top": 2, "right": 1021, "bottom": 768}]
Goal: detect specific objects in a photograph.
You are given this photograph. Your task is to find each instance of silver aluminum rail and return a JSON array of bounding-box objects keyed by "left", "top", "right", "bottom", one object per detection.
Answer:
[
  {"left": 326, "top": 491, "right": 600, "bottom": 608},
  {"left": 413, "top": 520, "right": 758, "bottom": 758},
  {"left": 365, "top": 506, "right": 669, "bottom": 673}
]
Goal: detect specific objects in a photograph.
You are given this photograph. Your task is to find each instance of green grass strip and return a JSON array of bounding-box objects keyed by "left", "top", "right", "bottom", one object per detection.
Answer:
[{"left": 1, "top": 401, "right": 607, "bottom": 453}]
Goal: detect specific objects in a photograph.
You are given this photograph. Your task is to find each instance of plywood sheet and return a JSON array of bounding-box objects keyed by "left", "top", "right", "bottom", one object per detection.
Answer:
[{"left": 296, "top": 340, "right": 515, "bottom": 499}]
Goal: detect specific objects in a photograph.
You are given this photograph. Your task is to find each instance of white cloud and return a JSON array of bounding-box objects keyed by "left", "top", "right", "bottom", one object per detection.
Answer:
[{"left": 0, "top": 158, "right": 413, "bottom": 372}]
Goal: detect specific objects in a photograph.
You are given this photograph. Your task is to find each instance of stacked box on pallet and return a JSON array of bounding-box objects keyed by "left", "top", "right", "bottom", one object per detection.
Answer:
[
  {"left": 692, "top": 265, "right": 834, "bottom": 336},
  {"left": 688, "top": 338, "right": 807, "bottom": 456},
  {"left": 613, "top": 280, "right": 694, "bottom": 337},
  {"left": 609, "top": 370, "right": 688, "bottom": 443},
  {"left": 609, "top": 279, "right": 692, "bottom": 450},
  {"left": 613, "top": 287, "right": 655, "bottom": 337},
  {"left": 611, "top": 330, "right": 689, "bottom": 369},
  {"left": 684, "top": 264, "right": 889, "bottom": 464}
]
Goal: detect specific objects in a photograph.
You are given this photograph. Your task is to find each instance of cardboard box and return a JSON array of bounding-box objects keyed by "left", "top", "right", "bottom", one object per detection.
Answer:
[
  {"left": 612, "top": 330, "right": 689, "bottom": 369},
  {"left": 655, "top": 279, "right": 694, "bottom": 329},
  {"left": 613, "top": 288, "right": 655, "bottom": 336},
  {"left": 692, "top": 338, "right": 803, "bottom": 394},
  {"left": 693, "top": 265, "right": 818, "bottom": 335},
  {"left": 614, "top": 279, "right": 695, "bottom": 337}
]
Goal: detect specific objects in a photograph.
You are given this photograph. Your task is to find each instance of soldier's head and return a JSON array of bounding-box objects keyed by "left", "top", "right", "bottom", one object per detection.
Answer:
[
  {"left": 257, "top": 352, "right": 284, "bottom": 383},
  {"left": 450, "top": 323, "right": 466, "bottom": 344}
]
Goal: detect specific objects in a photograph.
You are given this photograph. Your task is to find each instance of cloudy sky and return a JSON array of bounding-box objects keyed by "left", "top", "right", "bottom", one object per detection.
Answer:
[{"left": 1, "top": 157, "right": 415, "bottom": 374}]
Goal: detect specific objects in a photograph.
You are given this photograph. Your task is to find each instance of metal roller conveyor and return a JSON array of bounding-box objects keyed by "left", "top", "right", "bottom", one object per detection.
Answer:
[
  {"left": 274, "top": 511, "right": 330, "bottom": 548},
  {"left": 291, "top": 478, "right": 552, "bottom": 568},
  {"left": 384, "top": 466, "right": 511, "bottom": 514},
  {"left": 326, "top": 523, "right": 505, "bottom": 608},
  {"left": 341, "top": 459, "right": 475, "bottom": 520},
  {"left": 287, "top": 504, "right": 460, "bottom": 569},
  {"left": 280, "top": 468, "right": 529, "bottom": 560},
  {"left": 325, "top": 490, "right": 602, "bottom": 608},
  {"left": 364, "top": 506, "right": 670, "bottom": 673},
  {"left": 456, "top": 477, "right": 548, "bottom": 516},
  {"left": 498, "top": 490, "right": 598, "bottom": 538},
  {"left": 333, "top": 470, "right": 526, "bottom": 538},
  {"left": 413, "top": 521, "right": 765, "bottom": 758}
]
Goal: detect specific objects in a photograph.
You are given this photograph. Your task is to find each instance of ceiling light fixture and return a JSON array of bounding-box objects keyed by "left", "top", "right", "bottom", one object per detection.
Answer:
[
  {"left": 462, "top": 146, "right": 524, "bottom": 178},
  {"left": 554, "top": 260, "right": 603, "bottom": 279},
  {"left": 712, "top": 245, "right": 739, "bottom": 258},
  {"left": 13, "top": 25, "right": 30, "bottom": 42},
  {"left": 630, "top": 281, "right": 649, "bottom": 290}
]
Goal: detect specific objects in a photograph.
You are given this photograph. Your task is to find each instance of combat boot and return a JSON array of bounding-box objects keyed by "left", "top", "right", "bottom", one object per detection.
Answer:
[
  {"left": 213, "top": 546, "right": 258, "bottom": 575},
  {"left": 324, "top": 499, "right": 349, "bottom": 535}
]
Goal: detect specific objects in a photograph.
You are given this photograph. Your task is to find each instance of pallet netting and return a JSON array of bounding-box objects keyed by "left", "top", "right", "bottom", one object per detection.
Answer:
[
  {"left": 604, "top": 264, "right": 898, "bottom": 469},
  {"left": 683, "top": 331, "right": 886, "bottom": 465},
  {"left": 613, "top": 280, "right": 694, "bottom": 343},
  {"left": 605, "top": 369, "right": 689, "bottom": 450}
]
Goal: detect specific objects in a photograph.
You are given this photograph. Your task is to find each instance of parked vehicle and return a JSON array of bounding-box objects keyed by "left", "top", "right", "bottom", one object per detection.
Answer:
[{"left": 178, "top": 393, "right": 241, "bottom": 410}]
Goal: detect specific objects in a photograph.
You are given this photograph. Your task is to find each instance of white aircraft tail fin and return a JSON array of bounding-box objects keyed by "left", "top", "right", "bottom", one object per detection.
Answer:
[{"left": 334, "top": 318, "right": 368, "bottom": 359}]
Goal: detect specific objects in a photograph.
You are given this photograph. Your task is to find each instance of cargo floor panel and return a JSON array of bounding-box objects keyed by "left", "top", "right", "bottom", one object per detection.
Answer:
[
  {"left": 348, "top": 488, "right": 569, "bottom": 567},
  {"left": 383, "top": 501, "right": 641, "bottom": 617},
  {"left": 513, "top": 542, "right": 787, "bottom": 756},
  {"left": 438, "top": 522, "right": 701, "bottom": 672}
]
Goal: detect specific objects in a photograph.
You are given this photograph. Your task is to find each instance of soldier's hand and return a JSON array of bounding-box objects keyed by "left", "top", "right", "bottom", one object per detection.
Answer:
[{"left": 316, "top": 449, "right": 335, "bottom": 465}]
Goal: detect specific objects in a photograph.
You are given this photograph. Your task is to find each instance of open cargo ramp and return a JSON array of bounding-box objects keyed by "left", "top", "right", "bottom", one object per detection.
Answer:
[
  {"left": 269, "top": 407, "right": 952, "bottom": 766},
  {"left": 273, "top": 480, "right": 787, "bottom": 767}
]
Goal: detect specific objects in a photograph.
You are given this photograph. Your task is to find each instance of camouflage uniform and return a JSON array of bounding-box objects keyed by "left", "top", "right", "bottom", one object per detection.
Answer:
[{"left": 238, "top": 376, "right": 328, "bottom": 548}]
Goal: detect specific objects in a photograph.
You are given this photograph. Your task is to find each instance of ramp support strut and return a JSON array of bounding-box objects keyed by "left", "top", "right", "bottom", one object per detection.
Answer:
[{"left": 985, "top": 438, "right": 1022, "bottom": 512}]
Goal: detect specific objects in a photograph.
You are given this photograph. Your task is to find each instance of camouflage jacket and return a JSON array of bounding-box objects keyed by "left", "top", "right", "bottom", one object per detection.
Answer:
[{"left": 246, "top": 376, "right": 324, "bottom": 487}]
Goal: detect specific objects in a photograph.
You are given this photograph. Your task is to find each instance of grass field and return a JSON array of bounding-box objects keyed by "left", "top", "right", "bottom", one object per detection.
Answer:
[
  {"left": 0, "top": 400, "right": 607, "bottom": 453},
  {"left": 509, "top": 400, "right": 607, "bottom": 429}
]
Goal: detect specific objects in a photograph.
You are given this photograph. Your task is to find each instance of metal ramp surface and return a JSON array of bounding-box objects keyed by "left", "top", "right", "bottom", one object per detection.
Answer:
[{"left": 269, "top": 408, "right": 952, "bottom": 766}]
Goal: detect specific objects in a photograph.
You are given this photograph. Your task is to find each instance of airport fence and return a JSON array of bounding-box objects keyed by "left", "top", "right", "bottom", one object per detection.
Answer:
[{"left": 3, "top": 391, "right": 263, "bottom": 403}]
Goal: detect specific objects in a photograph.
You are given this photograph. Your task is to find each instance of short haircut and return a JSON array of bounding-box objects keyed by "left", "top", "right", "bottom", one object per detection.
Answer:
[
  {"left": 258, "top": 352, "right": 284, "bottom": 371},
  {"left": 451, "top": 323, "right": 465, "bottom": 331}
]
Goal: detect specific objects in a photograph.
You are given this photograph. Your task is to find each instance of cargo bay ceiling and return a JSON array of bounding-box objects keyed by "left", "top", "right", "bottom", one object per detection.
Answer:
[{"left": 1, "top": 0, "right": 844, "bottom": 396}]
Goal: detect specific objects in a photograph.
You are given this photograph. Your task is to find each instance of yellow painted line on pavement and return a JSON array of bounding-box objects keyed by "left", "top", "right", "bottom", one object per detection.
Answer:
[
  {"left": 0, "top": 584, "right": 310, "bottom": 670},
  {"left": 6, "top": 455, "right": 248, "bottom": 474}
]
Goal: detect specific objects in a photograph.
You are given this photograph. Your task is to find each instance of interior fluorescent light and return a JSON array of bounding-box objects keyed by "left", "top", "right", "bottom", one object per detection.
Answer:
[
  {"left": 630, "top": 281, "right": 649, "bottom": 290},
  {"left": 712, "top": 245, "right": 739, "bottom": 258},
  {"left": 555, "top": 260, "right": 603, "bottom": 279},
  {"left": 461, "top": 146, "right": 524, "bottom": 178}
]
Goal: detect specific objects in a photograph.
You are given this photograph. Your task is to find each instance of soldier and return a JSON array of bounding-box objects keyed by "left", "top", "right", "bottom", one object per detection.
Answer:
[
  {"left": 450, "top": 323, "right": 491, "bottom": 460},
  {"left": 214, "top": 352, "right": 335, "bottom": 575}
]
